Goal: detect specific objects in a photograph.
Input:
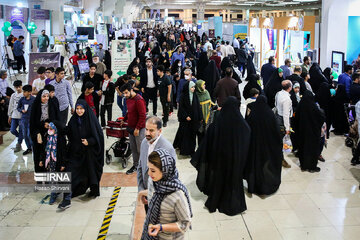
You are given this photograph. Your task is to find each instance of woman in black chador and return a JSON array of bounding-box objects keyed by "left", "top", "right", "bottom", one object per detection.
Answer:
[
  {"left": 332, "top": 84, "right": 350, "bottom": 135},
  {"left": 294, "top": 91, "right": 325, "bottom": 172},
  {"left": 264, "top": 68, "right": 283, "bottom": 108},
  {"left": 30, "top": 89, "right": 63, "bottom": 174},
  {"left": 173, "top": 81, "right": 202, "bottom": 156},
  {"left": 245, "top": 95, "right": 282, "bottom": 195},
  {"left": 66, "top": 99, "right": 104, "bottom": 197},
  {"left": 191, "top": 96, "right": 251, "bottom": 216}
]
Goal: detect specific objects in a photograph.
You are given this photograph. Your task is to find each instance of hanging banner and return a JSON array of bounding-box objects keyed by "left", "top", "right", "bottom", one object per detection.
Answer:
[
  {"left": 209, "top": 29, "right": 215, "bottom": 39},
  {"left": 28, "top": 53, "right": 60, "bottom": 85},
  {"left": 111, "top": 40, "right": 136, "bottom": 77},
  {"left": 5, "top": 6, "right": 29, "bottom": 23}
]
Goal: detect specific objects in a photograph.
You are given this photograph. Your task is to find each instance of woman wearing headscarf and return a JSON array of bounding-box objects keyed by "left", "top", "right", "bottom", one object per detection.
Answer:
[
  {"left": 220, "top": 57, "right": 242, "bottom": 84},
  {"left": 85, "top": 47, "right": 93, "bottom": 65},
  {"left": 140, "top": 149, "right": 192, "bottom": 240},
  {"left": 30, "top": 89, "right": 62, "bottom": 175},
  {"left": 309, "top": 62, "right": 328, "bottom": 94},
  {"left": 195, "top": 80, "right": 215, "bottom": 143},
  {"left": 203, "top": 60, "right": 220, "bottom": 101},
  {"left": 264, "top": 68, "right": 284, "bottom": 108},
  {"left": 196, "top": 52, "right": 209, "bottom": 81},
  {"left": 243, "top": 74, "right": 262, "bottom": 100},
  {"left": 332, "top": 84, "right": 350, "bottom": 135},
  {"left": 158, "top": 52, "right": 170, "bottom": 70},
  {"left": 66, "top": 99, "right": 104, "bottom": 197},
  {"left": 316, "top": 82, "right": 335, "bottom": 138},
  {"left": 190, "top": 96, "right": 251, "bottom": 216},
  {"left": 294, "top": 91, "right": 325, "bottom": 172},
  {"left": 173, "top": 81, "right": 203, "bottom": 156},
  {"left": 127, "top": 57, "right": 141, "bottom": 75},
  {"left": 246, "top": 54, "right": 257, "bottom": 76},
  {"left": 323, "top": 67, "right": 334, "bottom": 85},
  {"left": 104, "top": 50, "right": 111, "bottom": 70},
  {"left": 245, "top": 95, "right": 282, "bottom": 195}
]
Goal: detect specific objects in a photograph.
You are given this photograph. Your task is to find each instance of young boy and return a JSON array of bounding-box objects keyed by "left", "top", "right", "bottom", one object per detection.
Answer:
[
  {"left": 32, "top": 66, "right": 46, "bottom": 95},
  {"left": 156, "top": 65, "right": 172, "bottom": 127},
  {"left": 100, "top": 70, "right": 115, "bottom": 127},
  {"left": 45, "top": 67, "right": 55, "bottom": 85},
  {"left": 17, "top": 85, "right": 35, "bottom": 155},
  {"left": 78, "top": 81, "right": 100, "bottom": 117},
  {"left": 69, "top": 51, "right": 80, "bottom": 81},
  {"left": 8, "top": 80, "right": 23, "bottom": 152},
  {"left": 115, "top": 75, "right": 130, "bottom": 117}
]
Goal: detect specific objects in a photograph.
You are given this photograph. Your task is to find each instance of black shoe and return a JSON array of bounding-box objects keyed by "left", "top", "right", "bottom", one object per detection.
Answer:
[
  {"left": 351, "top": 157, "right": 360, "bottom": 166},
  {"left": 58, "top": 200, "right": 71, "bottom": 210},
  {"left": 126, "top": 166, "right": 137, "bottom": 175},
  {"left": 318, "top": 155, "right": 325, "bottom": 162},
  {"left": 23, "top": 149, "right": 32, "bottom": 155},
  {"left": 309, "top": 167, "right": 321, "bottom": 173},
  {"left": 163, "top": 122, "right": 167, "bottom": 127}
]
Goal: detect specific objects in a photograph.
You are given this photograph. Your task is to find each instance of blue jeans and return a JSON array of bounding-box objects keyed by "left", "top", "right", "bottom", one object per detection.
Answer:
[
  {"left": 117, "top": 95, "right": 127, "bottom": 117},
  {"left": 20, "top": 119, "right": 32, "bottom": 149},
  {"left": 10, "top": 118, "right": 23, "bottom": 145},
  {"left": 73, "top": 65, "right": 80, "bottom": 81}
]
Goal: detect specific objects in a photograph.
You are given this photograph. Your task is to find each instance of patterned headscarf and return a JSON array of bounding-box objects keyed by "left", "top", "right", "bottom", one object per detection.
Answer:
[
  {"left": 141, "top": 149, "right": 192, "bottom": 240},
  {"left": 45, "top": 122, "right": 57, "bottom": 169}
]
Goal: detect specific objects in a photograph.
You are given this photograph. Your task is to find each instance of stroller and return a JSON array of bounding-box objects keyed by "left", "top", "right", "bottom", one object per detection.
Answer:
[
  {"left": 345, "top": 104, "right": 358, "bottom": 155},
  {"left": 105, "top": 118, "right": 132, "bottom": 168}
]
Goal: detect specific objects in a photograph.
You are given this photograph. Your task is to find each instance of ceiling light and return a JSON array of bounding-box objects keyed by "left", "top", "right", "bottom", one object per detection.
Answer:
[{"left": 16, "top": 2, "right": 23, "bottom": 7}]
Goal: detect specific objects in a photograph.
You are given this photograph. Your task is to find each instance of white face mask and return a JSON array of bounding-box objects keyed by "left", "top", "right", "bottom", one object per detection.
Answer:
[
  {"left": 178, "top": 63, "right": 181, "bottom": 67},
  {"left": 185, "top": 75, "right": 190, "bottom": 80}
]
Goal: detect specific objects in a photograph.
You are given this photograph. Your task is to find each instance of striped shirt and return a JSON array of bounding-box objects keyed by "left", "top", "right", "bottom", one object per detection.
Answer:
[
  {"left": 157, "top": 190, "right": 191, "bottom": 240},
  {"left": 50, "top": 78, "right": 73, "bottom": 111}
]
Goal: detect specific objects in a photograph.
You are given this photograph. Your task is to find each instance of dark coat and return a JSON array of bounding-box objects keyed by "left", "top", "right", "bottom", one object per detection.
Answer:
[{"left": 140, "top": 67, "right": 158, "bottom": 89}]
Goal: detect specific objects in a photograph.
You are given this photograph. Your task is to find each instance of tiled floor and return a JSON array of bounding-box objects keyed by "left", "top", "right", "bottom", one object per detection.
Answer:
[{"left": 0, "top": 75, "right": 360, "bottom": 239}]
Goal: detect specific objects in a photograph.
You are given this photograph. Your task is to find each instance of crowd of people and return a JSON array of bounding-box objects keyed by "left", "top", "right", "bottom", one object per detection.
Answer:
[{"left": 2, "top": 25, "right": 360, "bottom": 239}]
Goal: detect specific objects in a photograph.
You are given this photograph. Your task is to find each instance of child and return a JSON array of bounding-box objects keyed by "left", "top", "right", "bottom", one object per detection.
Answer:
[
  {"left": 100, "top": 70, "right": 115, "bottom": 127},
  {"left": 78, "top": 81, "right": 100, "bottom": 118},
  {"left": 17, "top": 85, "right": 35, "bottom": 155},
  {"left": 45, "top": 67, "right": 55, "bottom": 85},
  {"left": 245, "top": 88, "right": 259, "bottom": 119},
  {"left": 69, "top": 51, "right": 80, "bottom": 81},
  {"left": 131, "top": 73, "right": 141, "bottom": 95},
  {"left": 115, "top": 75, "right": 130, "bottom": 117},
  {"left": 32, "top": 66, "right": 46, "bottom": 95},
  {"left": 8, "top": 80, "right": 23, "bottom": 152},
  {"left": 319, "top": 122, "right": 327, "bottom": 162}
]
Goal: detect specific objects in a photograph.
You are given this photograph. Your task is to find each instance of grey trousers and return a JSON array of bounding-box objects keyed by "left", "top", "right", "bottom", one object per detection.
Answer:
[{"left": 129, "top": 128, "right": 145, "bottom": 167}]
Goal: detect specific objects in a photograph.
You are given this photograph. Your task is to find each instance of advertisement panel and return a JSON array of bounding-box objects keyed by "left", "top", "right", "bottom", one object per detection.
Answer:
[
  {"left": 28, "top": 53, "right": 60, "bottom": 85},
  {"left": 111, "top": 40, "right": 136, "bottom": 77}
]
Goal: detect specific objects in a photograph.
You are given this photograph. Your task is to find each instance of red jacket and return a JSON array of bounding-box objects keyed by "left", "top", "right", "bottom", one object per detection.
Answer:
[{"left": 124, "top": 94, "right": 146, "bottom": 130}]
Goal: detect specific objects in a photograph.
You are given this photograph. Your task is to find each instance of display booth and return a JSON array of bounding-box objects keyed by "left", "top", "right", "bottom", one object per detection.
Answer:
[
  {"left": 347, "top": 16, "right": 360, "bottom": 66},
  {"left": 249, "top": 16, "right": 316, "bottom": 68}
]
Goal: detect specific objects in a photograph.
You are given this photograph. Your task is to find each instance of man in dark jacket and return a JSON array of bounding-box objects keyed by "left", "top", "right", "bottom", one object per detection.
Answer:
[
  {"left": 140, "top": 58, "right": 158, "bottom": 115},
  {"left": 287, "top": 66, "right": 307, "bottom": 95},
  {"left": 236, "top": 43, "right": 248, "bottom": 78},
  {"left": 214, "top": 67, "right": 241, "bottom": 107},
  {"left": 261, "top": 56, "right": 277, "bottom": 86},
  {"left": 350, "top": 72, "right": 360, "bottom": 104}
]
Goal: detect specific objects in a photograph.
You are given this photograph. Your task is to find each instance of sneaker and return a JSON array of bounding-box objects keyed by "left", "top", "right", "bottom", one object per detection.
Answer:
[
  {"left": 318, "top": 155, "right": 325, "bottom": 162},
  {"left": 282, "top": 160, "right": 291, "bottom": 168},
  {"left": 163, "top": 122, "right": 167, "bottom": 127},
  {"left": 23, "top": 71, "right": 28, "bottom": 74},
  {"left": 23, "top": 149, "right": 32, "bottom": 155},
  {"left": 126, "top": 166, "right": 137, "bottom": 175},
  {"left": 49, "top": 193, "right": 59, "bottom": 205},
  {"left": 58, "top": 200, "right": 71, "bottom": 210},
  {"left": 309, "top": 167, "right": 321, "bottom": 173},
  {"left": 14, "top": 144, "right": 21, "bottom": 153}
]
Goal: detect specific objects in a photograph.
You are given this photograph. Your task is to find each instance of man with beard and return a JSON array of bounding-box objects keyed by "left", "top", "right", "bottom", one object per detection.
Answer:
[{"left": 137, "top": 116, "right": 176, "bottom": 212}]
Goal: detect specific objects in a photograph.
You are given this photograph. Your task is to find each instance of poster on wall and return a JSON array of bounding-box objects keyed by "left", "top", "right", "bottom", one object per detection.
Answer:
[
  {"left": 55, "top": 35, "right": 66, "bottom": 45},
  {"left": 262, "top": 29, "right": 277, "bottom": 63},
  {"left": 28, "top": 53, "right": 60, "bottom": 85},
  {"left": 31, "top": 9, "right": 50, "bottom": 20},
  {"left": 78, "top": 60, "right": 90, "bottom": 74},
  {"left": 303, "top": 31, "right": 311, "bottom": 51},
  {"left": 209, "top": 29, "right": 215, "bottom": 39},
  {"left": 111, "top": 40, "right": 136, "bottom": 77},
  {"left": 332, "top": 51, "right": 345, "bottom": 75},
  {"left": 233, "top": 24, "right": 248, "bottom": 40}
]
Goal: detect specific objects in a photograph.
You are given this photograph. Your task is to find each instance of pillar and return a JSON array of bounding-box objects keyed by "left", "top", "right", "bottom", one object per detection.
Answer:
[
  {"left": 320, "top": 0, "right": 356, "bottom": 69},
  {"left": 183, "top": 9, "right": 192, "bottom": 24},
  {"left": 197, "top": 3, "right": 205, "bottom": 21},
  {"left": 165, "top": 8, "right": 168, "bottom": 18},
  {"left": 44, "top": 0, "right": 65, "bottom": 35}
]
